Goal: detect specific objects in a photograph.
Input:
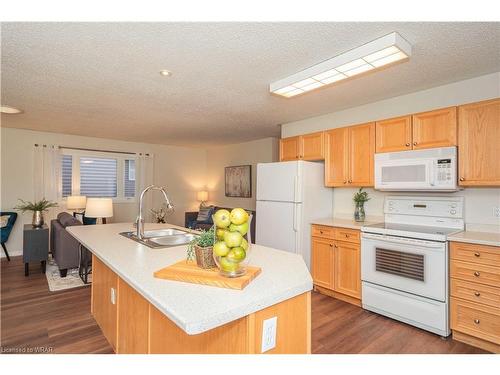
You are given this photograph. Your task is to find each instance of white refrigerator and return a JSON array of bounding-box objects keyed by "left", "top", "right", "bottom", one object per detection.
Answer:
[{"left": 256, "top": 160, "right": 333, "bottom": 270}]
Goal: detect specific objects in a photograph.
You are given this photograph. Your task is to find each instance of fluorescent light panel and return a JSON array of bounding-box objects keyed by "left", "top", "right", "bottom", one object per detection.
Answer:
[{"left": 270, "top": 32, "right": 411, "bottom": 98}]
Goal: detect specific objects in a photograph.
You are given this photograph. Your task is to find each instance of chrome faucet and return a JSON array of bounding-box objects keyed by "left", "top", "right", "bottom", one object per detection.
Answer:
[{"left": 136, "top": 185, "right": 173, "bottom": 239}]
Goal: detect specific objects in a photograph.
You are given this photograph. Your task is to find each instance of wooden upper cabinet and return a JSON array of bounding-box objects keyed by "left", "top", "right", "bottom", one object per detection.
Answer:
[
  {"left": 375, "top": 116, "right": 412, "bottom": 153},
  {"left": 279, "top": 136, "right": 300, "bottom": 161},
  {"left": 311, "top": 237, "right": 334, "bottom": 289},
  {"left": 301, "top": 131, "right": 325, "bottom": 160},
  {"left": 325, "top": 127, "right": 349, "bottom": 187},
  {"left": 280, "top": 132, "right": 325, "bottom": 161},
  {"left": 412, "top": 107, "right": 457, "bottom": 149},
  {"left": 349, "top": 123, "right": 375, "bottom": 186},
  {"left": 458, "top": 99, "right": 500, "bottom": 186},
  {"left": 334, "top": 241, "right": 361, "bottom": 299}
]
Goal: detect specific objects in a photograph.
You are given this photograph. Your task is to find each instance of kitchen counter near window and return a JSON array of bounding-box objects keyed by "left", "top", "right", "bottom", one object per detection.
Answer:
[{"left": 311, "top": 216, "right": 384, "bottom": 230}]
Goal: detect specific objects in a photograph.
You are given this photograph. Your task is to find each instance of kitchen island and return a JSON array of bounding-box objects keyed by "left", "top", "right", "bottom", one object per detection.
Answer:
[{"left": 67, "top": 223, "right": 312, "bottom": 354}]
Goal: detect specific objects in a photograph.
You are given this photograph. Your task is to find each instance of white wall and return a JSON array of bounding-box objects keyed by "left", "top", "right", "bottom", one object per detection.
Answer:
[
  {"left": 205, "top": 137, "right": 279, "bottom": 210},
  {"left": 281, "top": 72, "right": 500, "bottom": 231},
  {"left": 1, "top": 127, "right": 207, "bottom": 256}
]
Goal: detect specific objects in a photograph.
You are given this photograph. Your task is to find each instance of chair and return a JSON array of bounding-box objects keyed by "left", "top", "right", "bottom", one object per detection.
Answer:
[{"left": 1, "top": 211, "right": 18, "bottom": 261}]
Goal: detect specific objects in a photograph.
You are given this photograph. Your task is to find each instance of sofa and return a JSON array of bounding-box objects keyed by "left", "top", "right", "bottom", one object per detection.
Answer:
[
  {"left": 184, "top": 206, "right": 256, "bottom": 243},
  {"left": 50, "top": 212, "right": 91, "bottom": 277}
]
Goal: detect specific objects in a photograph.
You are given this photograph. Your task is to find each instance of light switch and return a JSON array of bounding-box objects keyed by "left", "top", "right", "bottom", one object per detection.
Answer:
[{"left": 261, "top": 316, "right": 277, "bottom": 353}]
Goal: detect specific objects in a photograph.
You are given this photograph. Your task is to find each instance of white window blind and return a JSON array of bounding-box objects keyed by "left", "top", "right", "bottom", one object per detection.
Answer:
[
  {"left": 61, "top": 154, "right": 73, "bottom": 198},
  {"left": 124, "top": 159, "right": 136, "bottom": 198},
  {"left": 80, "top": 157, "right": 117, "bottom": 197}
]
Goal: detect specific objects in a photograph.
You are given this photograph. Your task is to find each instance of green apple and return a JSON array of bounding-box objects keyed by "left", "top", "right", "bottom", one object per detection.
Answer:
[
  {"left": 224, "top": 230, "right": 243, "bottom": 248},
  {"left": 216, "top": 228, "right": 227, "bottom": 241},
  {"left": 229, "top": 222, "right": 249, "bottom": 236},
  {"left": 229, "top": 208, "right": 249, "bottom": 225},
  {"left": 227, "top": 247, "right": 246, "bottom": 262},
  {"left": 213, "top": 241, "right": 230, "bottom": 257},
  {"left": 213, "top": 209, "right": 231, "bottom": 228},
  {"left": 220, "top": 256, "right": 239, "bottom": 273},
  {"left": 240, "top": 238, "right": 248, "bottom": 251}
]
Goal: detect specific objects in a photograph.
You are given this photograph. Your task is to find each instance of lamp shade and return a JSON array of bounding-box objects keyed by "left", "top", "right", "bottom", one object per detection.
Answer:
[
  {"left": 66, "top": 195, "right": 87, "bottom": 210},
  {"left": 197, "top": 191, "right": 208, "bottom": 202},
  {"left": 85, "top": 198, "right": 113, "bottom": 218}
]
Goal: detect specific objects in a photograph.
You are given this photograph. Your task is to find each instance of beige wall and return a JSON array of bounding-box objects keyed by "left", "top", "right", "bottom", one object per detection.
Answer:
[
  {"left": 205, "top": 137, "right": 279, "bottom": 210},
  {"left": 281, "top": 72, "right": 500, "bottom": 231},
  {"left": 1, "top": 127, "right": 207, "bottom": 256}
]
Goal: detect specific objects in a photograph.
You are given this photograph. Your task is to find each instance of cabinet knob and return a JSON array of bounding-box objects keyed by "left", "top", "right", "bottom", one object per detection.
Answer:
[
  {"left": 343, "top": 180, "right": 347, "bottom": 184},
  {"left": 345, "top": 234, "right": 349, "bottom": 238},
  {"left": 329, "top": 244, "right": 333, "bottom": 247},
  {"left": 348, "top": 180, "right": 352, "bottom": 183},
  {"left": 459, "top": 177, "right": 465, "bottom": 181},
  {"left": 413, "top": 142, "right": 417, "bottom": 146},
  {"left": 474, "top": 271, "right": 480, "bottom": 277},
  {"left": 320, "top": 230, "right": 324, "bottom": 234},
  {"left": 335, "top": 245, "right": 338, "bottom": 248},
  {"left": 405, "top": 143, "right": 410, "bottom": 147},
  {"left": 474, "top": 319, "right": 480, "bottom": 325},
  {"left": 474, "top": 291, "right": 481, "bottom": 297},
  {"left": 474, "top": 252, "right": 480, "bottom": 257}
]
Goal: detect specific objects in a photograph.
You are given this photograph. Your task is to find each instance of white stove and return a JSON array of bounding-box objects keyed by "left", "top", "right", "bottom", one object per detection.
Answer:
[{"left": 360, "top": 196, "right": 465, "bottom": 337}]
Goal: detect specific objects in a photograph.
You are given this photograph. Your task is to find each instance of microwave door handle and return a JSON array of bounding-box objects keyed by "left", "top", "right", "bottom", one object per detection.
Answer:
[{"left": 429, "top": 160, "right": 435, "bottom": 186}]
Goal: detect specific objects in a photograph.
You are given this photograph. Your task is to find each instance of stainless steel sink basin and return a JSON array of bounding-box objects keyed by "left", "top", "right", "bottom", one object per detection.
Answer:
[{"left": 120, "top": 228, "right": 198, "bottom": 248}]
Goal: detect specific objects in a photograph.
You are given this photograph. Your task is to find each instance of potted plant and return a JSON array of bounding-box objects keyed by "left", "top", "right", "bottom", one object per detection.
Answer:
[
  {"left": 187, "top": 226, "right": 216, "bottom": 269},
  {"left": 14, "top": 198, "right": 58, "bottom": 227},
  {"left": 353, "top": 188, "right": 370, "bottom": 222}
]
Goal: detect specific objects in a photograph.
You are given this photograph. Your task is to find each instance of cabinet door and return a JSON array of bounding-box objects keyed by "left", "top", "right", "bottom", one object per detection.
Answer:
[
  {"left": 92, "top": 255, "right": 118, "bottom": 351},
  {"left": 311, "top": 237, "right": 334, "bottom": 289},
  {"left": 375, "top": 116, "right": 412, "bottom": 153},
  {"left": 349, "top": 122, "right": 375, "bottom": 186},
  {"left": 458, "top": 99, "right": 500, "bottom": 186},
  {"left": 334, "top": 241, "right": 361, "bottom": 299},
  {"left": 279, "top": 136, "right": 300, "bottom": 161},
  {"left": 301, "top": 132, "right": 325, "bottom": 160},
  {"left": 325, "top": 127, "right": 349, "bottom": 187},
  {"left": 412, "top": 107, "right": 457, "bottom": 149}
]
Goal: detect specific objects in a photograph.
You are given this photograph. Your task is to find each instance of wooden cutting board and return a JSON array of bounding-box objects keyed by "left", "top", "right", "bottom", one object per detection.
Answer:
[{"left": 153, "top": 260, "right": 261, "bottom": 290}]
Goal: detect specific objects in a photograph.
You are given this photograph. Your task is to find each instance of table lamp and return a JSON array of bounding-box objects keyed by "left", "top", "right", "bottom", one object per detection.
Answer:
[
  {"left": 85, "top": 198, "right": 113, "bottom": 224},
  {"left": 197, "top": 191, "right": 209, "bottom": 208},
  {"left": 67, "top": 195, "right": 87, "bottom": 215}
]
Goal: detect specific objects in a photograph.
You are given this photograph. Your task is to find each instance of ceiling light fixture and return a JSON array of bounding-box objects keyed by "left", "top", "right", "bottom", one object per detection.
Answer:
[
  {"left": 159, "top": 70, "right": 172, "bottom": 77},
  {"left": 270, "top": 32, "right": 411, "bottom": 98},
  {"left": 1, "top": 105, "right": 23, "bottom": 114}
]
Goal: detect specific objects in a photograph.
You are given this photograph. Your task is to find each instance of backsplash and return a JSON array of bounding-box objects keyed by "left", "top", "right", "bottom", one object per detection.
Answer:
[{"left": 332, "top": 188, "right": 500, "bottom": 232}]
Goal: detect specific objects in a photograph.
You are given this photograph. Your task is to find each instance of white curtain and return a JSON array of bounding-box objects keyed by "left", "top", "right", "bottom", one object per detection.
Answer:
[
  {"left": 136, "top": 153, "right": 154, "bottom": 221},
  {"left": 33, "top": 144, "right": 62, "bottom": 223}
]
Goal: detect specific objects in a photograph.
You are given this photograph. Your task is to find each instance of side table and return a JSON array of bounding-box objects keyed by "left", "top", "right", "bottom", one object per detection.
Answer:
[{"left": 23, "top": 224, "right": 49, "bottom": 276}]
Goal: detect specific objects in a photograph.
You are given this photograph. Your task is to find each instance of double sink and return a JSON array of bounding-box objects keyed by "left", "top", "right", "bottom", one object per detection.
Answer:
[{"left": 120, "top": 228, "right": 198, "bottom": 248}]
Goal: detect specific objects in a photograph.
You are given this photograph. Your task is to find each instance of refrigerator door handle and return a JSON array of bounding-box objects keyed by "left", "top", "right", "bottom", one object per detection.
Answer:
[
  {"left": 293, "top": 204, "right": 298, "bottom": 232},
  {"left": 294, "top": 175, "right": 299, "bottom": 203}
]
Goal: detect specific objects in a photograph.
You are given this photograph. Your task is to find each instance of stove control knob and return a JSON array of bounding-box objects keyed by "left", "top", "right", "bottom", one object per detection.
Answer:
[{"left": 450, "top": 209, "right": 456, "bottom": 215}]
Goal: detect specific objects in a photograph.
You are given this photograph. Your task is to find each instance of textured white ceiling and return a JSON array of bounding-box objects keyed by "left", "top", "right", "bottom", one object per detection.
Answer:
[{"left": 1, "top": 22, "right": 499, "bottom": 146}]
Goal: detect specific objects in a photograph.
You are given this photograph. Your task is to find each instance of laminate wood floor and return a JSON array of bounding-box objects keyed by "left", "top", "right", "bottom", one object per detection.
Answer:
[{"left": 1, "top": 256, "right": 487, "bottom": 354}]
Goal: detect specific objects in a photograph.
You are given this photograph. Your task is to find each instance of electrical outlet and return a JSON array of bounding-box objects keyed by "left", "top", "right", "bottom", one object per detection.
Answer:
[
  {"left": 261, "top": 316, "right": 277, "bottom": 353},
  {"left": 495, "top": 207, "right": 500, "bottom": 218}
]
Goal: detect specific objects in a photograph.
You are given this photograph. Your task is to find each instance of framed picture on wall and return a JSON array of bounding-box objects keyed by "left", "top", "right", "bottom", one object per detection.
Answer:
[{"left": 225, "top": 165, "right": 252, "bottom": 198}]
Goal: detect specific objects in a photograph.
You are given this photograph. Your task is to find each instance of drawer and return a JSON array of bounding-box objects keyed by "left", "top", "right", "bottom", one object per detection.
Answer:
[
  {"left": 450, "top": 260, "right": 500, "bottom": 287},
  {"left": 335, "top": 228, "right": 360, "bottom": 244},
  {"left": 451, "top": 298, "right": 500, "bottom": 344},
  {"left": 451, "top": 278, "right": 500, "bottom": 308},
  {"left": 311, "top": 225, "right": 336, "bottom": 239},
  {"left": 450, "top": 242, "right": 500, "bottom": 268}
]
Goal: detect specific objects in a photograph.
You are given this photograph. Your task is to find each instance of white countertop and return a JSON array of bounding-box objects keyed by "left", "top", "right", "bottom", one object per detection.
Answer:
[
  {"left": 67, "top": 223, "right": 312, "bottom": 335},
  {"left": 311, "top": 216, "right": 384, "bottom": 230},
  {"left": 448, "top": 231, "right": 500, "bottom": 247}
]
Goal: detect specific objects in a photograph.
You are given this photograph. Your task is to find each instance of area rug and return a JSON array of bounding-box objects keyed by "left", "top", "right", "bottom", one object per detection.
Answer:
[{"left": 45, "top": 258, "right": 91, "bottom": 292}]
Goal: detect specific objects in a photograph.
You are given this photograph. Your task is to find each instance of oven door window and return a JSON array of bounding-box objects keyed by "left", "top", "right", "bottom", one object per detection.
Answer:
[{"left": 375, "top": 248, "right": 424, "bottom": 281}]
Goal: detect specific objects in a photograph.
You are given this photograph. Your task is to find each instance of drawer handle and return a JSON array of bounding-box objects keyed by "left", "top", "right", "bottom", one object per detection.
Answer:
[
  {"left": 474, "top": 319, "right": 480, "bottom": 325},
  {"left": 345, "top": 234, "right": 349, "bottom": 238},
  {"left": 474, "top": 252, "right": 480, "bottom": 257},
  {"left": 320, "top": 230, "right": 324, "bottom": 234},
  {"left": 474, "top": 271, "right": 480, "bottom": 277},
  {"left": 474, "top": 291, "right": 481, "bottom": 297},
  {"left": 405, "top": 143, "right": 410, "bottom": 147}
]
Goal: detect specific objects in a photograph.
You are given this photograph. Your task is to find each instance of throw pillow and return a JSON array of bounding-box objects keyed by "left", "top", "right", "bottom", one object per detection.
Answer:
[
  {"left": 197, "top": 206, "right": 214, "bottom": 224},
  {"left": 0, "top": 215, "right": 10, "bottom": 228}
]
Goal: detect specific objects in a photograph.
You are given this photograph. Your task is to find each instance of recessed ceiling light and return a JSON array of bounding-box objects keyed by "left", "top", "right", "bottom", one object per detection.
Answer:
[
  {"left": 270, "top": 32, "right": 411, "bottom": 98},
  {"left": 1, "top": 105, "right": 23, "bottom": 114},
  {"left": 159, "top": 70, "right": 172, "bottom": 77}
]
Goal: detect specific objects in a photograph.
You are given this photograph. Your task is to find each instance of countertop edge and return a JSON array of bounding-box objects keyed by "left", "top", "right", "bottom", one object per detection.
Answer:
[{"left": 447, "top": 236, "right": 500, "bottom": 247}]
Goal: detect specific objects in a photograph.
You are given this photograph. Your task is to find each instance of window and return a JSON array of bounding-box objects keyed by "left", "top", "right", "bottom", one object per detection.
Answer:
[{"left": 61, "top": 149, "right": 136, "bottom": 201}]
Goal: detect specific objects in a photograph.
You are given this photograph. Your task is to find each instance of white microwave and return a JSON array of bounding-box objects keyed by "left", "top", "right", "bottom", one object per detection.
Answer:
[{"left": 375, "top": 147, "right": 458, "bottom": 191}]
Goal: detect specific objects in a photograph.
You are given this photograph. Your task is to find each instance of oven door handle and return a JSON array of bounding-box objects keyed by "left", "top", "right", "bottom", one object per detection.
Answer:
[{"left": 362, "top": 233, "right": 444, "bottom": 249}]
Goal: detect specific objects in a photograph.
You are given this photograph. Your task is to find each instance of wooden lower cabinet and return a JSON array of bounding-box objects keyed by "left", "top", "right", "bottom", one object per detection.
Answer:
[
  {"left": 91, "top": 255, "right": 311, "bottom": 354},
  {"left": 450, "top": 241, "right": 500, "bottom": 353},
  {"left": 311, "top": 225, "right": 361, "bottom": 305}
]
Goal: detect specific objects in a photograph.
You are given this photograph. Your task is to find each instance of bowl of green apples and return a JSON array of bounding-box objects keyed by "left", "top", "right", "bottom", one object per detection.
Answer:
[{"left": 212, "top": 208, "right": 252, "bottom": 278}]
